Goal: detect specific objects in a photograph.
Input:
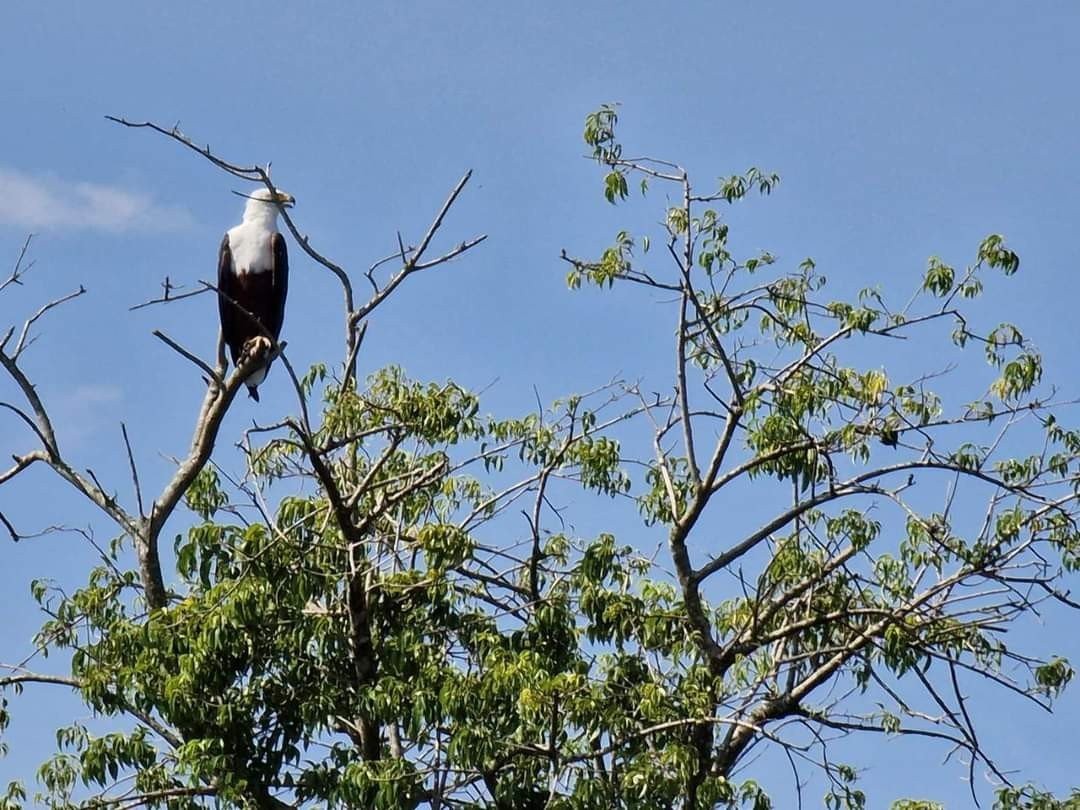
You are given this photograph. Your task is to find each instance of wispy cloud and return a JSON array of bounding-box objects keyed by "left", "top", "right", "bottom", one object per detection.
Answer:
[
  {"left": 0, "top": 167, "right": 194, "bottom": 233},
  {"left": 65, "top": 384, "right": 124, "bottom": 407},
  {"left": 49, "top": 384, "right": 125, "bottom": 449}
]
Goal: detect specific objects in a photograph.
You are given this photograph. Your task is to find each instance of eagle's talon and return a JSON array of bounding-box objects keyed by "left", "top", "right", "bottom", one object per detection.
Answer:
[{"left": 240, "top": 335, "right": 273, "bottom": 364}]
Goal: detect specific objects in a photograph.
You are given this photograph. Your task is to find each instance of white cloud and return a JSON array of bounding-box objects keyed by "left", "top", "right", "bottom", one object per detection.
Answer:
[
  {"left": 48, "top": 384, "right": 125, "bottom": 449},
  {"left": 0, "top": 167, "right": 194, "bottom": 233},
  {"left": 66, "top": 384, "right": 124, "bottom": 406}
]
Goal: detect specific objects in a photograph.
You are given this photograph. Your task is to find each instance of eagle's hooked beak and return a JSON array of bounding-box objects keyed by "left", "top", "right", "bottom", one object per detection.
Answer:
[{"left": 277, "top": 192, "right": 296, "bottom": 209}]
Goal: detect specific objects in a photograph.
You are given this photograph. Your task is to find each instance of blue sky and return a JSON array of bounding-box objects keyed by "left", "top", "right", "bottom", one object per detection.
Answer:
[{"left": 2, "top": 1, "right": 1080, "bottom": 805}]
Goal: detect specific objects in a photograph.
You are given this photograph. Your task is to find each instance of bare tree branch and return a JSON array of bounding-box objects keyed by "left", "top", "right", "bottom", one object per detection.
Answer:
[
  {"left": 129, "top": 277, "right": 211, "bottom": 311},
  {"left": 121, "top": 423, "right": 145, "bottom": 518},
  {"left": 351, "top": 170, "right": 486, "bottom": 324},
  {"left": 0, "top": 234, "right": 35, "bottom": 294},
  {"left": 12, "top": 285, "right": 86, "bottom": 359},
  {"left": 152, "top": 329, "right": 223, "bottom": 383}
]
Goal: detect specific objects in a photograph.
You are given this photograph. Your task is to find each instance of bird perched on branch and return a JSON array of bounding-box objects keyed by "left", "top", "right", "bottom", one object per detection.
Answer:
[{"left": 217, "top": 187, "right": 293, "bottom": 401}]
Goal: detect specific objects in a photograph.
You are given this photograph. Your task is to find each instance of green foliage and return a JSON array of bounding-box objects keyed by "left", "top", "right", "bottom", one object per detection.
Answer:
[
  {"left": 184, "top": 468, "right": 228, "bottom": 520},
  {"left": 995, "top": 785, "right": 1080, "bottom": 810}
]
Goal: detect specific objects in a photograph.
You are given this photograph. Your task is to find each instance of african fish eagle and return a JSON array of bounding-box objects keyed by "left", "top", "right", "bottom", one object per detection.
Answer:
[{"left": 217, "top": 187, "right": 294, "bottom": 401}]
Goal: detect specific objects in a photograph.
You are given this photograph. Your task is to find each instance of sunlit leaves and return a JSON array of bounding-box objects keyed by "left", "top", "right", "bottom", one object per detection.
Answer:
[
  {"left": 924, "top": 235, "right": 1018, "bottom": 306},
  {"left": 984, "top": 323, "right": 1025, "bottom": 366},
  {"left": 639, "top": 459, "right": 692, "bottom": 526},
  {"left": 978, "top": 233, "right": 1020, "bottom": 275},
  {"left": 666, "top": 206, "right": 689, "bottom": 235},
  {"left": 995, "top": 454, "right": 1042, "bottom": 486},
  {"left": 583, "top": 103, "right": 621, "bottom": 164},
  {"left": 568, "top": 435, "right": 631, "bottom": 496},
  {"left": 184, "top": 467, "right": 228, "bottom": 520},
  {"left": 416, "top": 523, "right": 475, "bottom": 570},
  {"left": 565, "top": 231, "right": 634, "bottom": 289},
  {"left": 300, "top": 362, "right": 328, "bottom": 397},
  {"left": 949, "top": 442, "right": 984, "bottom": 471},
  {"left": 718, "top": 167, "right": 781, "bottom": 203},
  {"left": 995, "top": 785, "right": 1080, "bottom": 810},
  {"left": 1034, "top": 657, "right": 1074, "bottom": 698},
  {"left": 923, "top": 257, "right": 955, "bottom": 297},
  {"left": 895, "top": 384, "right": 942, "bottom": 426},
  {"left": 0, "top": 782, "right": 26, "bottom": 810},
  {"left": 584, "top": 104, "right": 629, "bottom": 206},
  {"left": 605, "top": 170, "right": 629, "bottom": 203},
  {"left": 826, "top": 510, "right": 881, "bottom": 552},
  {"left": 79, "top": 728, "right": 156, "bottom": 787},
  {"left": 991, "top": 351, "right": 1042, "bottom": 401}
]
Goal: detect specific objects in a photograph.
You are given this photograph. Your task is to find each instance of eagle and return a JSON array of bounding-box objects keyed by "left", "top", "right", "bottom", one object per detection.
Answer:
[{"left": 217, "top": 187, "right": 294, "bottom": 401}]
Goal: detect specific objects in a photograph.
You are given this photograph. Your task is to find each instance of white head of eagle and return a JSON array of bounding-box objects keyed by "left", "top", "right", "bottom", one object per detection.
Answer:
[{"left": 217, "top": 187, "right": 294, "bottom": 401}]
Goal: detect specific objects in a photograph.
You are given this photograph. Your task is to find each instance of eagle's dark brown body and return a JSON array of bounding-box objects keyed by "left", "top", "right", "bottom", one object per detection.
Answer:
[{"left": 217, "top": 230, "right": 289, "bottom": 401}]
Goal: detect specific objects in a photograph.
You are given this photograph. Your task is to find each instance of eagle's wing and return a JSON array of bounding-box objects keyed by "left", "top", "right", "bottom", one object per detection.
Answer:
[
  {"left": 269, "top": 232, "right": 289, "bottom": 339},
  {"left": 217, "top": 233, "right": 240, "bottom": 364}
]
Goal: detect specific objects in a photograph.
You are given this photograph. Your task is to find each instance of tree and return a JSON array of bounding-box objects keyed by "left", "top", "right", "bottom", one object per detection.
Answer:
[{"left": 2, "top": 107, "right": 1080, "bottom": 809}]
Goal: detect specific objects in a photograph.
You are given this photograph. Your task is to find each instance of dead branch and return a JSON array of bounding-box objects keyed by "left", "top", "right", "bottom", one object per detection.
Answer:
[
  {"left": 0, "top": 347, "right": 136, "bottom": 538},
  {"left": 145, "top": 340, "right": 283, "bottom": 607},
  {"left": 129, "top": 278, "right": 210, "bottom": 311},
  {"left": 105, "top": 116, "right": 264, "bottom": 180},
  {"left": 0, "top": 268, "right": 283, "bottom": 608},
  {"left": 351, "top": 171, "right": 487, "bottom": 325},
  {"left": 152, "top": 329, "right": 222, "bottom": 383},
  {"left": 0, "top": 449, "right": 47, "bottom": 487},
  {"left": 121, "top": 423, "right": 145, "bottom": 517},
  {"left": 0, "top": 401, "right": 52, "bottom": 451},
  {"left": 0, "top": 234, "right": 35, "bottom": 294},
  {"left": 0, "top": 511, "right": 21, "bottom": 542},
  {"left": 12, "top": 286, "right": 86, "bottom": 359}
]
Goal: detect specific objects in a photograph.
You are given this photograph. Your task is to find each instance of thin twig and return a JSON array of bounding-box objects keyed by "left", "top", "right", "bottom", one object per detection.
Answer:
[
  {"left": 121, "top": 423, "right": 145, "bottom": 517},
  {"left": 129, "top": 283, "right": 210, "bottom": 311},
  {"left": 13, "top": 286, "right": 86, "bottom": 358},
  {"left": 0, "top": 511, "right": 20, "bottom": 542},
  {"left": 0, "top": 234, "right": 35, "bottom": 294},
  {"left": 152, "top": 330, "right": 221, "bottom": 383}
]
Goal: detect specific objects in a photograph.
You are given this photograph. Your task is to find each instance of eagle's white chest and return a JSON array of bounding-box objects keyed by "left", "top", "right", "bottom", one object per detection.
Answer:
[{"left": 227, "top": 221, "right": 276, "bottom": 274}]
